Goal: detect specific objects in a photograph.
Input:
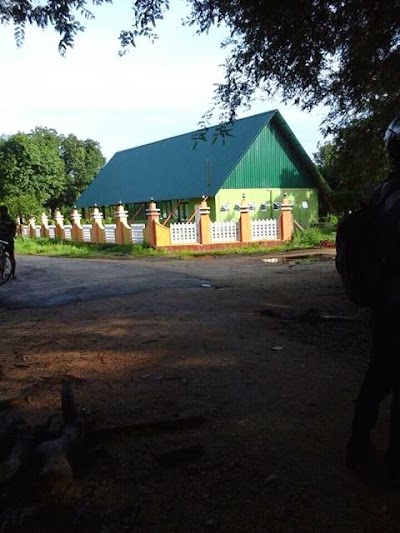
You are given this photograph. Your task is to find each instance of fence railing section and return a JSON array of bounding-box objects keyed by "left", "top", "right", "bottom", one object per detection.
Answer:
[
  {"left": 131, "top": 223, "right": 146, "bottom": 244},
  {"left": 82, "top": 225, "right": 92, "bottom": 243},
  {"left": 19, "top": 199, "right": 292, "bottom": 248},
  {"left": 211, "top": 221, "right": 239, "bottom": 242},
  {"left": 251, "top": 219, "right": 279, "bottom": 241},
  {"left": 104, "top": 224, "right": 117, "bottom": 243},
  {"left": 64, "top": 225, "right": 72, "bottom": 241},
  {"left": 170, "top": 222, "right": 198, "bottom": 244}
]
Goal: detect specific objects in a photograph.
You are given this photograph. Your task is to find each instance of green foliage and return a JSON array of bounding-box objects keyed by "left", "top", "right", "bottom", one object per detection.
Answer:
[
  {"left": 1, "top": 1, "right": 399, "bottom": 130},
  {"left": 0, "top": 127, "right": 105, "bottom": 219},
  {"left": 52, "top": 135, "right": 105, "bottom": 210},
  {"left": 315, "top": 115, "right": 390, "bottom": 212},
  {"left": 0, "top": 128, "right": 65, "bottom": 216},
  {"left": 290, "top": 227, "right": 334, "bottom": 249}
]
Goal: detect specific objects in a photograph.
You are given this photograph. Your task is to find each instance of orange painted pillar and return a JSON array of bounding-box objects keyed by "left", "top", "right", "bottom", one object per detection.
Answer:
[
  {"left": 115, "top": 203, "right": 132, "bottom": 245},
  {"left": 279, "top": 193, "right": 294, "bottom": 241},
  {"left": 239, "top": 194, "right": 252, "bottom": 243},
  {"left": 41, "top": 213, "right": 49, "bottom": 238},
  {"left": 90, "top": 206, "right": 106, "bottom": 244},
  {"left": 70, "top": 207, "right": 84, "bottom": 242},
  {"left": 28, "top": 216, "right": 36, "bottom": 239},
  {"left": 54, "top": 209, "right": 65, "bottom": 240},
  {"left": 144, "top": 201, "right": 160, "bottom": 247},
  {"left": 198, "top": 197, "right": 211, "bottom": 244}
]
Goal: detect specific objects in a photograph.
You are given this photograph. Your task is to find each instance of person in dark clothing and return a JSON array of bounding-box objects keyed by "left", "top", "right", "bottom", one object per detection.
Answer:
[
  {"left": 0, "top": 205, "right": 16, "bottom": 279},
  {"left": 346, "top": 114, "right": 400, "bottom": 484}
]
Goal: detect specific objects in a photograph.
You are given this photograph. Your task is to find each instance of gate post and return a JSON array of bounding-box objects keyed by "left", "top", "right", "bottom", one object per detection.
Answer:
[
  {"left": 54, "top": 209, "right": 65, "bottom": 240},
  {"left": 144, "top": 200, "right": 170, "bottom": 247},
  {"left": 41, "top": 212, "right": 49, "bottom": 238},
  {"left": 144, "top": 200, "right": 160, "bottom": 247},
  {"left": 90, "top": 205, "right": 106, "bottom": 244},
  {"left": 279, "top": 193, "right": 294, "bottom": 241},
  {"left": 115, "top": 203, "right": 132, "bottom": 245},
  {"left": 239, "top": 194, "right": 252, "bottom": 243},
  {"left": 198, "top": 196, "right": 211, "bottom": 244},
  {"left": 70, "top": 207, "right": 84, "bottom": 242},
  {"left": 28, "top": 216, "right": 36, "bottom": 239}
]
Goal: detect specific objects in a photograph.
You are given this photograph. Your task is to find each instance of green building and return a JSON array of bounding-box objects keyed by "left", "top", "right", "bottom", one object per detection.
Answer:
[{"left": 76, "top": 110, "right": 326, "bottom": 227}]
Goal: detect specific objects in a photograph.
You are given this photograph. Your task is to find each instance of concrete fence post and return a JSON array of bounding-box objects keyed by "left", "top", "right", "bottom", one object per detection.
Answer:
[
  {"left": 41, "top": 212, "right": 49, "bottom": 238},
  {"left": 279, "top": 193, "right": 294, "bottom": 241},
  {"left": 198, "top": 196, "right": 211, "bottom": 244},
  {"left": 70, "top": 207, "right": 84, "bottom": 242},
  {"left": 54, "top": 209, "right": 65, "bottom": 240},
  {"left": 144, "top": 201, "right": 160, "bottom": 247},
  {"left": 90, "top": 206, "right": 105, "bottom": 244},
  {"left": 144, "top": 200, "right": 170, "bottom": 247},
  {"left": 28, "top": 216, "right": 36, "bottom": 239},
  {"left": 239, "top": 194, "right": 252, "bottom": 243},
  {"left": 115, "top": 203, "right": 132, "bottom": 245}
]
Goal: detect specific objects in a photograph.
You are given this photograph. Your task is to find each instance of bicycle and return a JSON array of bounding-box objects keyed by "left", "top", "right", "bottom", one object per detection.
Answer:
[{"left": 0, "top": 239, "right": 12, "bottom": 285}]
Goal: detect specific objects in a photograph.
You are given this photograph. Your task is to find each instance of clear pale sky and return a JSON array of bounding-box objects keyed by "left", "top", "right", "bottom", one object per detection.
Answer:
[{"left": 0, "top": 2, "right": 327, "bottom": 162}]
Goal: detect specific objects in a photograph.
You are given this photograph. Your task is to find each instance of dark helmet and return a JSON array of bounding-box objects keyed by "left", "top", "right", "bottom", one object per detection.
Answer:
[{"left": 384, "top": 114, "right": 400, "bottom": 172}]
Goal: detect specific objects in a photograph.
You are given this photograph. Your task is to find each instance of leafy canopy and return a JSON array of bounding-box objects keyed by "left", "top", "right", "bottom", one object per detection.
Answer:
[
  {"left": 314, "top": 116, "right": 389, "bottom": 212},
  {"left": 0, "top": 127, "right": 105, "bottom": 218},
  {"left": 1, "top": 0, "right": 399, "bottom": 128}
]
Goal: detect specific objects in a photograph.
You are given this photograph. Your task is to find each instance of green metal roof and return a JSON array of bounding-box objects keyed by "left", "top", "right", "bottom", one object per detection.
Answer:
[{"left": 76, "top": 110, "right": 322, "bottom": 208}]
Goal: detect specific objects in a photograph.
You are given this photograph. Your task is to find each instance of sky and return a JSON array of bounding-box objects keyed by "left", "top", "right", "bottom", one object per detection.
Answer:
[{"left": 0, "top": 2, "right": 327, "bottom": 162}]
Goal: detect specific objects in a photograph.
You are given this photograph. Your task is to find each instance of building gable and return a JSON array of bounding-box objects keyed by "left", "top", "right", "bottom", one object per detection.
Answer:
[{"left": 222, "top": 114, "right": 316, "bottom": 190}]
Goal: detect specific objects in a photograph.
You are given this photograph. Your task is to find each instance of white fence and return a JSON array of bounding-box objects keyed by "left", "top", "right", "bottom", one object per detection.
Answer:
[
  {"left": 131, "top": 223, "right": 146, "bottom": 244},
  {"left": 211, "top": 221, "right": 239, "bottom": 242},
  {"left": 21, "top": 218, "right": 280, "bottom": 246},
  {"left": 64, "top": 225, "right": 72, "bottom": 240},
  {"left": 105, "top": 224, "right": 117, "bottom": 243},
  {"left": 22, "top": 222, "right": 146, "bottom": 244},
  {"left": 82, "top": 224, "right": 92, "bottom": 243},
  {"left": 170, "top": 222, "right": 198, "bottom": 244},
  {"left": 251, "top": 219, "right": 279, "bottom": 241}
]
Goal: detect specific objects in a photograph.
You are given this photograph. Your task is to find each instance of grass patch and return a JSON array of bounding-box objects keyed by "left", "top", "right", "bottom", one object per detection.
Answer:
[
  {"left": 14, "top": 228, "right": 336, "bottom": 260},
  {"left": 15, "top": 238, "right": 160, "bottom": 259},
  {"left": 288, "top": 226, "right": 336, "bottom": 249}
]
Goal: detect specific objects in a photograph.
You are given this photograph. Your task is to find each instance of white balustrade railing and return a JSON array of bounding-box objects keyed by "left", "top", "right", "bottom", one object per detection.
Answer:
[
  {"left": 64, "top": 224, "right": 72, "bottom": 240},
  {"left": 82, "top": 224, "right": 92, "bottom": 242},
  {"left": 170, "top": 222, "right": 198, "bottom": 244},
  {"left": 104, "top": 224, "right": 116, "bottom": 243},
  {"left": 20, "top": 216, "right": 283, "bottom": 246},
  {"left": 251, "top": 219, "right": 279, "bottom": 241},
  {"left": 131, "top": 223, "right": 145, "bottom": 244},
  {"left": 211, "top": 221, "right": 239, "bottom": 242}
]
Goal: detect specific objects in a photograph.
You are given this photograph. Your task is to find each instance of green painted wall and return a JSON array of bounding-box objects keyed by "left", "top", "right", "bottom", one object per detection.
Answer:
[
  {"left": 215, "top": 188, "right": 319, "bottom": 226},
  {"left": 222, "top": 123, "right": 315, "bottom": 190}
]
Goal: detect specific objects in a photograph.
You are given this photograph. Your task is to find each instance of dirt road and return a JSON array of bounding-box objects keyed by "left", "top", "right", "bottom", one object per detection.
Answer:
[{"left": 0, "top": 251, "right": 399, "bottom": 532}]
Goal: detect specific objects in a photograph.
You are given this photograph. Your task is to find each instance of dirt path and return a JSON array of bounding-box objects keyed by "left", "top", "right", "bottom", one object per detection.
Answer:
[{"left": 0, "top": 253, "right": 399, "bottom": 532}]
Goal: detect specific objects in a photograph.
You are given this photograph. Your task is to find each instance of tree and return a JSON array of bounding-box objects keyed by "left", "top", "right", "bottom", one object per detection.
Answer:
[
  {"left": 0, "top": 129, "right": 65, "bottom": 217},
  {"left": 1, "top": 1, "right": 399, "bottom": 130},
  {"left": 315, "top": 116, "right": 389, "bottom": 212},
  {"left": 0, "top": 128, "right": 104, "bottom": 218},
  {"left": 53, "top": 135, "right": 105, "bottom": 210}
]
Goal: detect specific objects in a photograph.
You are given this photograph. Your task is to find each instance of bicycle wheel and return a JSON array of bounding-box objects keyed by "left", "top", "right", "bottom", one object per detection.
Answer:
[{"left": 0, "top": 252, "right": 12, "bottom": 285}]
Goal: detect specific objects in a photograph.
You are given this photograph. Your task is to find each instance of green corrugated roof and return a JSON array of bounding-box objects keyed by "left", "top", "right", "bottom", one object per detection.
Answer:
[{"left": 76, "top": 110, "right": 322, "bottom": 207}]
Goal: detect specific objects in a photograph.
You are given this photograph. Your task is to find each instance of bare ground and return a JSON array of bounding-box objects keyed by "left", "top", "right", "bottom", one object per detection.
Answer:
[{"left": 0, "top": 252, "right": 399, "bottom": 532}]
